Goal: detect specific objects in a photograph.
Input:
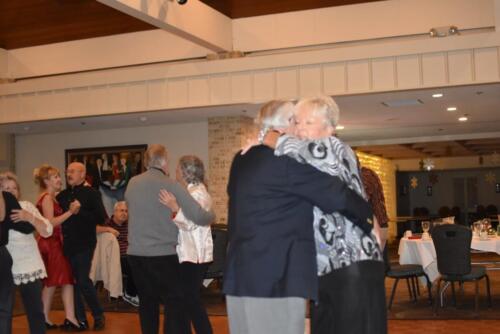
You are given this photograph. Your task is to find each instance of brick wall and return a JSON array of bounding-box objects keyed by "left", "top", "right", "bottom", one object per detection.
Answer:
[
  {"left": 208, "top": 116, "right": 255, "bottom": 224},
  {"left": 357, "top": 151, "right": 397, "bottom": 240}
]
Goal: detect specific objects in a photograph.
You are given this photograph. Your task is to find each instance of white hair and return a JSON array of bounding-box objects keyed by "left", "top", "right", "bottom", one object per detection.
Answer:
[
  {"left": 114, "top": 201, "right": 127, "bottom": 211},
  {"left": 255, "top": 100, "right": 295, "bottom": 131},
  {"left": 296, "top": 95, "right": 340, "bottom": 127}
]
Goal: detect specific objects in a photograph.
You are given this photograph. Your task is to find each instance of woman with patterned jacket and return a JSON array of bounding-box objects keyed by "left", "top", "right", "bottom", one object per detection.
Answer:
[{"left": 261, "top": 96, "right": 386, "bottom": 334}]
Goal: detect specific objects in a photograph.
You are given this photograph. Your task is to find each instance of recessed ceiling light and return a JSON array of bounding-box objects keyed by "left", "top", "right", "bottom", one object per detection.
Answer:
[
  {"left": 335, "top": 125, "right": 345, "bottom": 130},
  {"left": 432, "top": 93, "right": 443, "bottom": 98},
  {"left": 447, "top": 107, "right": 457, "bottom": 111},
  {"left": 458, "top": 116, "right": 468, "bottom": 122},
  {"left": 139, "top": 116, "right": 147, "bottom": 122}
]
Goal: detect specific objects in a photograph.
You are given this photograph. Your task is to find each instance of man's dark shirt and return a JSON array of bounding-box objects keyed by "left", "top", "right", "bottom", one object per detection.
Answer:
[
  {"left": 104, "top": 216, "right": 129, "bottom": 256},
  {"left": 57, "top": 183, "right": 106, "bottom": 256}
]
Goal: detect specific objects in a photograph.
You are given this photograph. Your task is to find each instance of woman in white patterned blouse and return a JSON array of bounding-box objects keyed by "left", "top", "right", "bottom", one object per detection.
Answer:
[{"left": 0, "top": 172, "right": 53, "bottom": 334}]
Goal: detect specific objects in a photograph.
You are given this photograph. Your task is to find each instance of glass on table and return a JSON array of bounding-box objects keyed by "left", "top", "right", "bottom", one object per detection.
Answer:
[
  {"left": 421, "top": 221, "right": 431, "bottom": 240},
  {"left": 421, "top": 221, "right": 430, "bottom": 233},
  {"left": 479, "top": 220, "right": 489, "bottom": 240},
  {"left": 473, "top": 221, "right": 481, "bottom": 237}
]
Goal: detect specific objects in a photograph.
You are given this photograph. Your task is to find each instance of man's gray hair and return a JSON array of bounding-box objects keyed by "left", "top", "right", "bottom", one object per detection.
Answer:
[
  {"left": 114, "top": 201, "right": 127, "bottom": 211},
  {"left": 255, "top": 100, "right": 295, "bottom": 131},
  {"left": 296, "top": 95, "right": 340, "bottom": 128},
  {"left": 144, "top": 144, "right": 168, "bottom": 169}
]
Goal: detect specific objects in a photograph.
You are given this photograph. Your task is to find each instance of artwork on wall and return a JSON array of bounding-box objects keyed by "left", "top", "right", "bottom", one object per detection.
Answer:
[{"left": 65, "top": 144, "right": 147, "bottom": 216}]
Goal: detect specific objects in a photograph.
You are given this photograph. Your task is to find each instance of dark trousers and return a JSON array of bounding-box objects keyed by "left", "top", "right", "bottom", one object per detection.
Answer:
[
  {"left": 121, "top": 256, "right": 137, "bottom": 297},
  {"left": 310, "top": 260, "right": 387, "bottom": 334},
  {"left": 19, "top": 279, "right": 45, "bottom": 334},
  {"left": 0, "top": 247, "right": 14, "bottom": 334},
  {"left": 68, "top": 247, "right": 104, "bottom": 322},
  {"left": 180, "top": 262, "right": 212, "bottom": 334},
  {"left": 128, "top": 254, "right": 189, "bottom": 334}
]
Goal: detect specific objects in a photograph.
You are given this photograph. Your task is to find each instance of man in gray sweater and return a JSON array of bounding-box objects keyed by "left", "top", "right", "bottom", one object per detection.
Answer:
[{"left": 125, "top": 144, "right": 215, "bottom": 334}]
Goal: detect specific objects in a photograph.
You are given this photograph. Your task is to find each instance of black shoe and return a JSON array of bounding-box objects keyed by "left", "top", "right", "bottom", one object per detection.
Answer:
[
  {"left": 78, "top": 320, "right": 89, "bottom": 330},
  {"left": 45, "top": 322, "right": 58, "bottom": 330},
  {"left": 93, "top": 316, "right": 105, "bottom": 331},
  {"left": 60, "top": 319, "right": 82, "bottom": 332}
]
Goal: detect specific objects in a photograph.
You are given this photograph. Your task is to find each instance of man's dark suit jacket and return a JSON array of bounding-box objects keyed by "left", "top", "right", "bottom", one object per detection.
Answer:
[{"left": 223, "top": 146, "right": 373, "bottom": 301}]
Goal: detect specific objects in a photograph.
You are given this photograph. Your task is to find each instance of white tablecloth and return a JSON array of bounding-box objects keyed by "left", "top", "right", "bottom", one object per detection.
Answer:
[
  {"left": 398, "top": 238, "right": 439, "bottom": 283},
  {"left": 398, "top": 235, "right": 500, "bottom": 284}
]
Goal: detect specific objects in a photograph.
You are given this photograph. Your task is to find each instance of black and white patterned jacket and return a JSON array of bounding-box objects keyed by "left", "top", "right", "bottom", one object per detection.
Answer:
[{"left": 275, "top": 135, "right": 382, "bottom": 275}]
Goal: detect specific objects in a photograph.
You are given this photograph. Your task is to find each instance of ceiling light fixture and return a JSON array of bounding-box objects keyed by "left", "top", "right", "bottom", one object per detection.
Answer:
[
  {"left": 139, "top": 116, "right": 148, "bottom": 122},
  {"left": 336, "top": 125, "right": 345, "bottom": 130},
  {"left": 429, "top": 25, "right": 459, "bottom": 38},
  {"left": 458, "top": 116, "right": 468, "bottom": 122},
  {"left": 447, "top": 107, "right": 457, "bottom": 111},
  {"left": 432, "top": 93, "right": 443, "bottom": 98}
]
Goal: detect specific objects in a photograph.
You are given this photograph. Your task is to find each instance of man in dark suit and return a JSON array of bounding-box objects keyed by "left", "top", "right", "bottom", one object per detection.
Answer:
[{"left": 223, "top": 101, "right": 375, "bottom": 334}]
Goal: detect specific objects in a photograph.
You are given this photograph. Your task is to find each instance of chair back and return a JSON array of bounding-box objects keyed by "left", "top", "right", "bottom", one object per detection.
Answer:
[
  {"left": 205, "top": 226, "right": 228, "bottom": 279},
  {"left": 432, "top": 224, "right": 472, "bottom": 276}
]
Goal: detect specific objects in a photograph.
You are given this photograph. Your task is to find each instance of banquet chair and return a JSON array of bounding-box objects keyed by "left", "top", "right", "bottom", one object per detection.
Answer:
[
  {"left": 385, "top": 251, "right": 432, "bottom": 310},
  {"left": 432, "top": 224, "right": 492, "bottom": 314},
  {"left": 204, "top": 226, "right": 228, "bottom": 288}
]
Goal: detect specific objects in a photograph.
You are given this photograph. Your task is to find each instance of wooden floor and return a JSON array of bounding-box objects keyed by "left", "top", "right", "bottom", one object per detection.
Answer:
[{"left": 12, "top": 310, "right": 500, "bottom": 334}]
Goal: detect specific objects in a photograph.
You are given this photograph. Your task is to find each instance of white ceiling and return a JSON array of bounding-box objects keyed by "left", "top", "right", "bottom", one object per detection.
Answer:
[{"left": 3, "top": 83, "right": 500, "bottom": 148}]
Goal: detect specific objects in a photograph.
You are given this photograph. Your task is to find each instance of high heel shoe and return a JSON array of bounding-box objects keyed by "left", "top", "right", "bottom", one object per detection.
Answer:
[
  {"left": 45, "top": 321, "right": 58, "bottom": 330},
  {"left": 60, "top": 319, "right": 82, "bottom": 332}
]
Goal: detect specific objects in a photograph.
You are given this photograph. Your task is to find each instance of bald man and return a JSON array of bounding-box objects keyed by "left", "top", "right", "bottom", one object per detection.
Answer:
[{"left": 57, "top": 162, "right": 107, "bottom": 331}]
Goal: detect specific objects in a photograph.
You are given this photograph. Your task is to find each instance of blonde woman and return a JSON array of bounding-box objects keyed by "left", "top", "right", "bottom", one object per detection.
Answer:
[
  {"left": 0, "top": 172, "right": 52, "bottom": 334},
  {"left": 34, "top": 165, "right": 81, "bottom": 331}
]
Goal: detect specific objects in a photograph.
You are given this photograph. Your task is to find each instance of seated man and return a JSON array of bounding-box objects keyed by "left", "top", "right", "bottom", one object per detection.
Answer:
[{"left": 96, "top": 201, "right": 138, "bottom": 306}]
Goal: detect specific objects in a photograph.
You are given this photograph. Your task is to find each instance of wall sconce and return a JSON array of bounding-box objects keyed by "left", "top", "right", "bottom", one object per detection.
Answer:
[{"left": 429, "top": 26, "right": 459, "bottom": 38}]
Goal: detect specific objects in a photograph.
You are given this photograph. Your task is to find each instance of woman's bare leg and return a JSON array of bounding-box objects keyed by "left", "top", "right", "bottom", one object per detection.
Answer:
[
  {"left": 61, "top": 284, "right": 79, "bottom": 324},
  {"left": 42, "top": 286, "right": 56, "bottom": 324}
]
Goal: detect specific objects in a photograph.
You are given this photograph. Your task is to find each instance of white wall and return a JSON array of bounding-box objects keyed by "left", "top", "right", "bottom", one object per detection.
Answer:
[{"left": 14, "top": 121, "right": 208, "bottom": 203}]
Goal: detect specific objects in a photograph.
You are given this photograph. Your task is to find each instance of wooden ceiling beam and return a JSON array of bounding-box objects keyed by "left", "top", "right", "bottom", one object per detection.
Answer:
[{"left": 97, "top": 0, "right": 233, "bottom": 52}]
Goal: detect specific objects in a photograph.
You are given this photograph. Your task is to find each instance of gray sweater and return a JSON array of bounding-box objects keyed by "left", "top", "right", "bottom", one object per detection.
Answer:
[{"left": 125, "top": 168, "right": 215, "bottom": 256}]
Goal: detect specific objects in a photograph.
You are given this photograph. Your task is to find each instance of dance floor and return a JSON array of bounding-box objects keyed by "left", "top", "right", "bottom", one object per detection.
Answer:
[
  {"left": 12, "top": 310, "right": 500, "bottom": 333},
  {"left": 11, "top": 246, "right": 500, "bottom": 332}
]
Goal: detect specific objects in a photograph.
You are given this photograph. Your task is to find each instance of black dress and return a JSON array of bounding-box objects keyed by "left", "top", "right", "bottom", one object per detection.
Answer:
[{"left": 0, "top": 191, "right": 34, "bottom": 334}]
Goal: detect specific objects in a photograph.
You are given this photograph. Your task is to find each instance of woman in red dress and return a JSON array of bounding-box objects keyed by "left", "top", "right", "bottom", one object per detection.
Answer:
[{"left": 35, "top": 165, "right": 81, "bottom": 330}]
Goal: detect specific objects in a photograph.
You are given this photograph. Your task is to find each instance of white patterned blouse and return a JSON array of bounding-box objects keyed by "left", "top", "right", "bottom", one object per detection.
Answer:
[{"left": 6, "top": 200, "right": 53, "bottom": 285}]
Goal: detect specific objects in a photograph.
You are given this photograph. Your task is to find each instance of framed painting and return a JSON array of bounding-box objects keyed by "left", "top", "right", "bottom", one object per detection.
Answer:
[{"left": 65, "top": 144, "right": 147, "bottom": 215}]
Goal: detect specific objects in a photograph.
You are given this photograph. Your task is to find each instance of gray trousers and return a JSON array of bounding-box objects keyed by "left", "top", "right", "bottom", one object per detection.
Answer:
[{"left": 226, "top": 296, "right": 306, "bottom": 334}]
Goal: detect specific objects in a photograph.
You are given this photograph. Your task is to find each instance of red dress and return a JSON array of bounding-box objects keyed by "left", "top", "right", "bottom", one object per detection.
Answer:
[{"left": 37, "top": 193, "right": 74, "bottom": 287}]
